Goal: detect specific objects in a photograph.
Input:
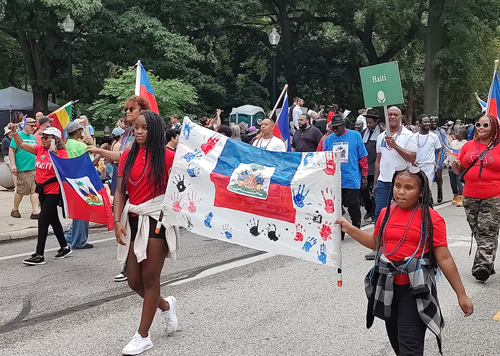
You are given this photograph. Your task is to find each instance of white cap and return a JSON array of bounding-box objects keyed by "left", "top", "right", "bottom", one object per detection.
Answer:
[{"left": 39, "top": 126, "right": 62, "bottom": 139}]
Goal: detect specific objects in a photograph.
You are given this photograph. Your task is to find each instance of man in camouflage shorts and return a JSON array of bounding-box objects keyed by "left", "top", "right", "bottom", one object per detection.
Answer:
[{"left": 463, "top": 197, "right": 500, "bottom": 281}]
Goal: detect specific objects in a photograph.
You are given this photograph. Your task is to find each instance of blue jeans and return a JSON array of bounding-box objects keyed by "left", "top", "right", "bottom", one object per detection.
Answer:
[
  {"left": 374, "top": 181, "right": 392, "bottom": 224},
  {"left": 449, "top": 169, "right": 463, "bottom": 195},
  {"left": 65, "top": 219, "right": 89, "bottom": 249}
]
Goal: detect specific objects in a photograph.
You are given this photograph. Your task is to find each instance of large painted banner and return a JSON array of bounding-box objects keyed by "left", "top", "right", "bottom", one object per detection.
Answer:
[{"left": 164, "top": 118, "right": 342, "bottom": 271}]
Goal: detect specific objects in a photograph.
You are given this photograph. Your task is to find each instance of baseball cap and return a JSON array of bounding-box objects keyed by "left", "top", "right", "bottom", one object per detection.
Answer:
[
  {"left": 38, "top": 116, "right": 53, "bottom": 125},
  {"left": 65, "top": 121, "right": 84, "bottom": 134},
  {"left": 112, "top": 127, "right": 124, "bottom": 136},
  {"left": 39, "top": 127, "right": 62, "bottom": 139}
]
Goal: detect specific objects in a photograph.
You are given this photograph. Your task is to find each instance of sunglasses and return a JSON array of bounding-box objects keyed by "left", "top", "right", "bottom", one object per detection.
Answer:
[
  {"left": 395, "top": 165, "right": 421, "bottom": 174},
  {"left": 124, "top": 107, "right": 136, "bottom": 113},
  {"left": 475, "top": 122, "right": 489, "bottom": 129},
  {"left": 41, "top": 134, "right": 53, "bottom": 140}
]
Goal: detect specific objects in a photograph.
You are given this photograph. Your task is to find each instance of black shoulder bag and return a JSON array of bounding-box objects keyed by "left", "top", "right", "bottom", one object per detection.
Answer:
[{"left": 460, "top": 141, "right": 499, "bottom": 184}]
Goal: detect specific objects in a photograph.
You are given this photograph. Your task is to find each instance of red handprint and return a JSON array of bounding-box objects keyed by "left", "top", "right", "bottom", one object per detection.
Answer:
[
  {"left": 318, "top": 222, "right": 333, "bottom": 241},
  {"left": 294, "top": 223, "right": 305, "bottom": 242},
  {"left": 321, "top": 188, "right": 335, "bottom": 214},
  {"left": 201, "top": 134, "right": 221, "bottom": 155},
  {"left": 323, "top": 151, "right": 336, "bottom": 176},
  {"left": 187, "top": 191, "right": 201, "bottom": 213},
  {"left": 171, "top": 192, "right": 183, "bottom": 212}
]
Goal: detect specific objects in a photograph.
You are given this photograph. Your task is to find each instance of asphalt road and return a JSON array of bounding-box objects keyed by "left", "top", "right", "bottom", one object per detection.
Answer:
[{"left": 0, "top": 197, "right": 499, "bottom": 356}]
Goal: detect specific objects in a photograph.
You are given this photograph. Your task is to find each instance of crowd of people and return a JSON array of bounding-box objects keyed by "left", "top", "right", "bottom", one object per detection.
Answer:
[{"left": 3, "top": 94, "right": 498, "bottom": 356}]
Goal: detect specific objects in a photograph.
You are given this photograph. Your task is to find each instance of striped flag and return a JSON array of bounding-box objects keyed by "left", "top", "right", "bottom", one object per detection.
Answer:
[
  {"left": 272, "top": 92, "right": 291, "bottom": 151},
  {"left": 17, "top": 115, "right": 27, "bottom": 130},
  {"left": 487, "top": 62, "right": 500, "bottom": 118},
  {"left": 135, "top": 61, "right": 159, "bottom": 113},
  {"left": 48, "top": 102, "right": 72, "bottom": 139},
  {"left": 475, "top": 92, "right": 487, "bottom": 112}
]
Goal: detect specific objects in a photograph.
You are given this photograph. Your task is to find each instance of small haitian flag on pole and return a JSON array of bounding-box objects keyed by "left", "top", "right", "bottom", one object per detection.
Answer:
[
  {"left": 135, "top": 60, "right": 159, "bottom": 114},
  {"left": 50, "top": 153, "right": 114, "bottom": 230}
]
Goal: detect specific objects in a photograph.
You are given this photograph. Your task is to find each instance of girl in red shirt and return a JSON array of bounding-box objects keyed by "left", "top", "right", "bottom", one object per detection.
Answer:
[
  {"left": 336, "top": 166, "right": 473, "bottom": 355},
  {"left": 113, "top": 110, "right": 178, "bottom": 355},
  {"left": 10, "top": 126, "right": 71, "bottom": 265}
]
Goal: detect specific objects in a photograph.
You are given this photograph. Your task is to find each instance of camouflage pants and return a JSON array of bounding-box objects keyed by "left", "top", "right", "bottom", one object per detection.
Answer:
[{"left": 463, "top": 196, "right": 500, "bottom": 275}]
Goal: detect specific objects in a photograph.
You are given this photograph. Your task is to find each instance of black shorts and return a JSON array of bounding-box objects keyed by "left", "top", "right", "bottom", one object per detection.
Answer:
[{"left": 129, "top": 215, "right": 166, "bottom": 242}]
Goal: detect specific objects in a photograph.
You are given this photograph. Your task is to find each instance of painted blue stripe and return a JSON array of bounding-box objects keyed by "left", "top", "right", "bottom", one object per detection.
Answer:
[
  {"left": 212, "top": 140, "right": 301, "bottom": 185},
  {"left": 140, "top": 64, "right": 155, "bottom": 95}
]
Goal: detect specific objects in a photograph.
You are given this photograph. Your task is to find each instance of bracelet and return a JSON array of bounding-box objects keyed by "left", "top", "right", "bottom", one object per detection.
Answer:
[{"left": 114, "top": 220, "right": 120, "bottom": 224}]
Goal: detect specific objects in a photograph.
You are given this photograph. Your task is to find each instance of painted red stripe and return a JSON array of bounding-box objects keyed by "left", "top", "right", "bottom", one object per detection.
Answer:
[{"left": 210, "top": 172, "right": 296, "bottom": 223}]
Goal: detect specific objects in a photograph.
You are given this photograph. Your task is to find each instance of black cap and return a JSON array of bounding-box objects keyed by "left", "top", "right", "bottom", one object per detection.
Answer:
[
  {"left": 363, "top": 109, "right": 382, "bottom": 120},
  {"left": 38, "top": 116, "right": 53, "bottom": 125},
  {"left": 330, "top": 114, "right": 345, "bottom": 127}
]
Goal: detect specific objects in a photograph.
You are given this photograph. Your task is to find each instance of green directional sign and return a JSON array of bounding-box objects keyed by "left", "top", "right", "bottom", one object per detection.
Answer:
[{"left": 359, "top": 61, "right": 404, "bottom": 108}]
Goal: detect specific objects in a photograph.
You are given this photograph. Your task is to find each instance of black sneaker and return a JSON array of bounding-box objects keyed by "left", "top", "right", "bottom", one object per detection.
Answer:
[
  {"left": 54, "top": 245, "right": 73, "bottom": 259},
  {"left": 474, "top": 268, "right": 490, "bottom": 282},
  {"left": 23, "top": 254, "right": 46, "bottom": 265},
  {"left": 363, "top": 212, "right": 373, "bottom": 221},
  {"left": 114, "top": 269, "right": 127, "bottom": 282},
  {"left": 82, "top": 243, "right": 94, "bottom": 249},
  {"left": 437, "top": 189, "right": 443, "bottom": 204}
]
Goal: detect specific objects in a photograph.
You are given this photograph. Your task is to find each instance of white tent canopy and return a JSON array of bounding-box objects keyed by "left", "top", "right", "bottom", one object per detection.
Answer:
[
  {"left": 0, "top": 87, "right": 59, "bottom": 111},
  {"left": 229, "top": 105, "right": 265, "bottom": 117}
]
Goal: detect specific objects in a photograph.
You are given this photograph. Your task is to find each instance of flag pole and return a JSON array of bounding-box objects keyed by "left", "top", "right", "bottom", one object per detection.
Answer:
[
  {"left": 486, "top": 59, "right": 499, "bottom": 114},
  {"left": 135, "top": 60, "right": 141, "bottom": 96},
  {"left": 269, "top": 84, "right": 288, "bottom": 119}
]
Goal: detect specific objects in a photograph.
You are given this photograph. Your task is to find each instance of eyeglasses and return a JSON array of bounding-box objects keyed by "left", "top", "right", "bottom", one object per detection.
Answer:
[
  {"left": 124, "top": 107, "right": 136, "bottom": 113},
  {"left": 475, "top": 122, "right": 490, "bottom": 129},
  {"left": 395, "top": 165, "right": 421, "bottom": 174}
]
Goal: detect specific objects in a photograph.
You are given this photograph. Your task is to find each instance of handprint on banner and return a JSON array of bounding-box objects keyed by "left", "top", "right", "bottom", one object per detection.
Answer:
[
  {"left": 187, "top": 192, "right": 201, "bottom": 213},
  {"left": 292, "top": 184, "right": 309, "bottom": 208},
  {"left": 170, "top": 192, "right": 183, "bottom": 212},
  {"left": 186, "top": 164, "right": 201, "bottom": 178},
  {"left": 201, "top": 134, "right": 221, "bottom": 155},
  {"left": 183, "top": 215, "right": 194, "bottom": 230},
  {"left": 204, "top": 212, "right": 214, "bottom": 228},
  {"left": 221, "top": 224, "right": 233, "bottom": 240},
  {"left": 247, "top": 218, "right": 262, "bottom": 236},
  {"left": 323, "top": 151, "right": 336, "bottom": 176},
  {"left": 174, "top": 174, "right": 188, "bottom": 192},
  {"left": 183, "top": 122, "right": 194, "bottom": 140},
  {"left": 294, "top": 224, "right": 305, "bottom": 242},
  {"left": 302, "top": 237, "right": 317, "bottom": 252},
  {"left": 318, "top": 222, "right": 333, "bottom": 241},
  {"left": 182, "top": 149, "right": 202, "bottom": 163},
  {"left": 317, "top": 244, "right": 327, "bottom": 264},
  {"left": 266, "top": 223, "right": 280, "bottom": 241},
  {"left": 321, "top": 188, "right": 335, "bottom": 213},
  {"left": 305, "top": 210, "right": 323, "bottom": 225},
  {"left": 303, "top": 152, "right": 314, "bottom": 166}
]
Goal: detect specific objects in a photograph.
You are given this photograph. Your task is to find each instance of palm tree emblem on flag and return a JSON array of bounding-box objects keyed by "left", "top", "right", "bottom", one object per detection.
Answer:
[{"left": 67, "top": 177, "right": 104, "bottom": 206}]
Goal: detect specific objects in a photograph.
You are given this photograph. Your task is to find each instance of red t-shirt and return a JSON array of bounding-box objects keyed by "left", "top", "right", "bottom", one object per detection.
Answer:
[
  {"left": 34, "top": 145, "right": 68, "bottom": 194},
  {"left": 117, "top": 147, "right": 171, "bottom": 206},
  {"left": 374, "top": 205, "right": 448, "bottom": 285},
  {"left": 458, "top": 140, "right": 500, "bottom": 199},
  {"left": 166, "top": 148, "right": 175, "bottom": 173}
]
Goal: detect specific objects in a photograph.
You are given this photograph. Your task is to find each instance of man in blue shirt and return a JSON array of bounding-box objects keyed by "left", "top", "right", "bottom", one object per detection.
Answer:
[{"left": 323, "top": 114, "right": 368, "bottom": 230}]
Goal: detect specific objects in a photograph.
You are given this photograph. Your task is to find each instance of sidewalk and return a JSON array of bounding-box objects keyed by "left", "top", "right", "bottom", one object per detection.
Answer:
[{"left": 0, "top": 186, "right": 102, "bottom": 242}]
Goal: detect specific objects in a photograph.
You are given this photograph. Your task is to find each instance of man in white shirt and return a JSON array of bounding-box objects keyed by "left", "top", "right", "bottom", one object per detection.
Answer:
[
  {"left": 252, "top": 118, "right": 286, "bottom": 152},
  {"left": 414, "top": 115, "right": 442, "bottom": 189},
  {"left": 292, "top": 97, "right": 304, "bottom": 131}
]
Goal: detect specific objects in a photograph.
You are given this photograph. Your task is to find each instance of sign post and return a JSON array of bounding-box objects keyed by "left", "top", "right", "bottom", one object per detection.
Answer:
[{"left": 359, "top": 61, "right": 404, "bottom": 136}]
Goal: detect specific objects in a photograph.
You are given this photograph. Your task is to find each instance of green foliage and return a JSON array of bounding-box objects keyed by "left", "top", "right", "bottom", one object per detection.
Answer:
[{"left": 88, "top": 67, "right": 197, "bottom": 128}]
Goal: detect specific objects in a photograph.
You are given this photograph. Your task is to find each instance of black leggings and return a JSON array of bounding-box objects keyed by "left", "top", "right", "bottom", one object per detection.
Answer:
[
  {"left": 36, "top": 194, "right": 67, "bottom": 255},
  {"left": 385, "top": 283, "right": 427, "bottom": 356}
]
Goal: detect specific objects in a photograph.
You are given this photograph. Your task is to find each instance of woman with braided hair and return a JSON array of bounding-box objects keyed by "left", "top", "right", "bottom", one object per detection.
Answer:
[
  {"left": 452, "top": 114, "right": 500, "bottom": 282},
  {"left": 336, "top": 166, "right": 473, "bottom": 355}
]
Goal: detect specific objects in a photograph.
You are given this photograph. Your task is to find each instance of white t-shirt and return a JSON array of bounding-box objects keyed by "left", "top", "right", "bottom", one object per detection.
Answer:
[
  {"left": 376, "top": 126, "right": 418, "bottom": 182},
  {"left": 292, "top": 106, "right": 302, "bottom": 129},
  {"left": 252, "top": 136, "right": 286, "bottom": 152},
  {"left": 414, "top": 132, "right": 442, "bottom": 166}
]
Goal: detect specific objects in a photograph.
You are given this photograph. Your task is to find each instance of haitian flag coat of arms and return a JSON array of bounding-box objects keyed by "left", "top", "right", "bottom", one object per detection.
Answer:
[
  {"left": 50, "top": 152, "right": 114, "bottom": 230},
  {"left": 164, "top": 117, "right": 343, "bottom": 270}
]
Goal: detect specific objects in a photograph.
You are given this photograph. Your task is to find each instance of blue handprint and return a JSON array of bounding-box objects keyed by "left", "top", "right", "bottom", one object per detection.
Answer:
[
  {"left": 182, "top": 149, "right": 202, "bottom": 163},
  {"left": 302, "top": 237, "right": 317, "bottom": 252},
  {"left": 303, "top": 152, "right": 314, "bottom": 166},
  {"left": 292, "top": 184, "right": 309, "bottom": 208},
  {"left": 317, "top": 243, "right": 327, "bottom": 264},
  {"left": 221, "top": 224, "right": 232, "bottom": 240},
  {"left": 183, "top": 122, "right": 194, "bottom": 140},
  {"left": 187, "top": 164, "right": 201, "bottom": 178},
  {"left": 204, "top": 212, "right": 214, "bottom": 228}
]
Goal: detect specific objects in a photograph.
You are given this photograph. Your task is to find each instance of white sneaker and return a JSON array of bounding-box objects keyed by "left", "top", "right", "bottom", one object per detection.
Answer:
[
  {"left": 122, "top": 332, "right": 153, "bottom": 355},
  {"left": 163, "top": 296, "right": 178, "bottom": 334}
]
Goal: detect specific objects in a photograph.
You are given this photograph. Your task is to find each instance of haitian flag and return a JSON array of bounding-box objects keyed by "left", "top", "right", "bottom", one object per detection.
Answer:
[
  {"left": 50, "top": 153, "right": 114, "bottom": 230},
  {"left": 135, "top": 60, "right": 159, "bottom": 114},
  {"left": 487, "top": 65, "right": 500, "bottom": 119},
  {"left": 476, "top": 92, "right": 487, "bottom": 112},
  {"left": 272, "top": 92, "right": 291, "bottom": 151},
  {"left": 163, "top": 117, "right": 343, "bottom": 272}
]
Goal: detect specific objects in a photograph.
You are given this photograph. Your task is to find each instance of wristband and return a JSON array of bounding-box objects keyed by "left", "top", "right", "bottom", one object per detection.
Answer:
[{"left": 114, "top": 220, "right": 120, "bottom": 224}]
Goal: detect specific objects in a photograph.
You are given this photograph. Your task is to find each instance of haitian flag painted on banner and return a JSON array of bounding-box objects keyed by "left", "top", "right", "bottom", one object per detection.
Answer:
[
  {"left": 135, "top": 60, "right": 159, "bottom": 114},
  {"left": 50, "top": 153, "right": 114, "bottom": 230},
  {"left": 164, "top": 117, "right": 343, "bottom": 271}
]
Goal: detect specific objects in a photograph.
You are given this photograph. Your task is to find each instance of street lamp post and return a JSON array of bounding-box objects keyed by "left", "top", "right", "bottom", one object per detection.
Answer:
[
  {"left": 62, "top": 14, "right": 75, "bottom": 101},
  {"left": 269, "top": 28, "right": 280, "bottom": 105}
]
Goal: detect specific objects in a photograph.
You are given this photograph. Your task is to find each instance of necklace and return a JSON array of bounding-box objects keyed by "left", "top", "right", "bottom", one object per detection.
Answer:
[
  {"left": 417, "top": 133, "right": 429, "bottom": 148},
  {"left": 128, "top": 151, "right": 150, "bottom": 186},
  {"left": 381, "top": 205, "right": 419, "bottom": 256},
  {"left": 258, "top": 137, "right": 273, "bottom": 150}
]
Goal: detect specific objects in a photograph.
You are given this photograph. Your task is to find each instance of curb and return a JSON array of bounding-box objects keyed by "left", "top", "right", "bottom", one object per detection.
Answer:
[{"left": 0, "top": 222, "right": 106, "bottom": 243}]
